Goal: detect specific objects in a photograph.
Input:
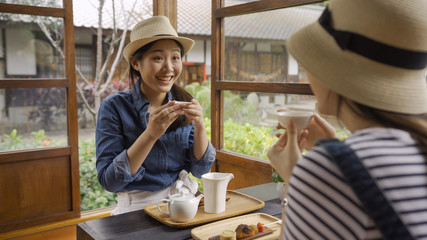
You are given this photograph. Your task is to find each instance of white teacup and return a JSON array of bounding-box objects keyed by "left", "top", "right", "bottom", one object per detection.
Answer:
[
  {"left": 276, "top": 111, "right": 313, "bottom": 129},
  {"left": 174, "top": 101, "right": 191, "bottom": 115},
  {"left": 174, "top": 101, "right": 191, "bottom": 105}
]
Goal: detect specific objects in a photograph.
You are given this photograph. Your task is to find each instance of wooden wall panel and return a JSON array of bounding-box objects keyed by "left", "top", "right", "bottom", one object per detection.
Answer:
[
  {"left": 215, "top": 151, "right": 272, "bottom": 190},
  {"left": 0, "top": 156, "right": 72, "bottom": 232},
  {"left": 217, "top": 160, "right": 272, "bottom": 190}
]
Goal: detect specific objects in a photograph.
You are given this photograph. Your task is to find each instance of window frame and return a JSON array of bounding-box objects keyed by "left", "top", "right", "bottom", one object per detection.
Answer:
[
  {"left": 211, "top": 0, "right": 321, "bottom": 188},
  {"left": 0, "top": 1, "right": 79, "bottom": 232}
]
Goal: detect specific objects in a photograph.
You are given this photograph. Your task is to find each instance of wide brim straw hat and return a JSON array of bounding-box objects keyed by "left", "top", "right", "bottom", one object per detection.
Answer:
[
  {"left": 287, "top": 0, "right": 427, "bottom": 114},
  {"left": 123, "top": 16, "right": 195, "bottom": 63}
]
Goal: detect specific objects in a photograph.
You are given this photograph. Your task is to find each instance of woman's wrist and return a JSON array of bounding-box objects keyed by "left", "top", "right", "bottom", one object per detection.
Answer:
[
  {"left": 142, "top": 128, "right": 160, "bottom": 143},
  {"left": 193, "top": 120, "right": 206, "bottom": 130}
]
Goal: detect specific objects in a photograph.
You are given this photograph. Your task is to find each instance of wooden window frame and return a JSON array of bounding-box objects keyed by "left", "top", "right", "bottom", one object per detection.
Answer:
[
  {"left": 153, "top": 0, "right": 177, "bottom": 28},
  {"left": 211, "top": 0, "right": 321, "bottom": 189},
  {"left": 0, "top": 1, "right": 79, "bottom": 232}
]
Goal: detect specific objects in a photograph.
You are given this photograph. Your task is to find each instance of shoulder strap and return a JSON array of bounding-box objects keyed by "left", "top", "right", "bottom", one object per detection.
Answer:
[{"left": 320, "top": 138, "right": 415, "bottom": 240}]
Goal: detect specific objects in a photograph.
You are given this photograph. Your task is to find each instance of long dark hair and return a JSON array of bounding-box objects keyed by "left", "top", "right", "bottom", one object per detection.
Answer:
[
  {"left": 129, "top": 40, "right": 193, "bottom": 130},
  {"left": 337, "top": 96, "right": 427, "bottom": 145}
]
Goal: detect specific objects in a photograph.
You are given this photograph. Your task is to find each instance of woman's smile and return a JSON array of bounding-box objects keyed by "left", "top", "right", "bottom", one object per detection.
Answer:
[{"left": 156, "top": 75, "right": 175, "bottom": 83}]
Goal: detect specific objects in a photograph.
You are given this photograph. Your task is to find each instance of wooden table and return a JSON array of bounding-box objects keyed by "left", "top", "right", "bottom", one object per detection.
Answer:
[{"left": 77, "top": 182, "right": 282, "bottom": 240}]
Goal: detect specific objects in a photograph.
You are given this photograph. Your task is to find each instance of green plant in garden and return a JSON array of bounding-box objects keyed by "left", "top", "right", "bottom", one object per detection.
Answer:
[
  {"left": 1, "top": 129, "right": 23, "bottom": 150},
  {"left": 31, "top": 129, "right": 48, "bottom": 146},
  {"left": 31, "top": 129, "right": 54, "bottom": 147},
  {"left": 186, "top": 82, "right": 267, "bottom": 158},
  {"left": 185, "top": 82, "right": 260, "bottom": 124},
  {"left": 188, "top": 117, "right": 211, "bottom": 193},
  {"left": 0, "top": 129, "right": 64, "bottom": 150},
  {"left": 79, "top": 139, "right": 117, "bottom": 211},
  {"left": 185, "top": 82, "right": 211, "bottom": 118},
  {"left": 271, "top": 171, "right": 284, "bottom": 183},
  {"left": 203, "top": 117, "right": 211, "bottom": 139},
  {"left": 223, "top": 119, "right": 276, "bottom": 160}
]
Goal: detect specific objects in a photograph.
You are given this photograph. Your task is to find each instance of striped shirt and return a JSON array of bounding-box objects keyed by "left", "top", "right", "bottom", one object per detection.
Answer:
[{"left": 283, "top": 128, "right": 427, "bottom": 240}]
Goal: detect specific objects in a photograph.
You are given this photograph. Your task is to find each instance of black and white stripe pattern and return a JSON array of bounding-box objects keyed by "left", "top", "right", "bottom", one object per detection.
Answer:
[{"left": 283, "top": 128, "right": 427, "bottom": 239}]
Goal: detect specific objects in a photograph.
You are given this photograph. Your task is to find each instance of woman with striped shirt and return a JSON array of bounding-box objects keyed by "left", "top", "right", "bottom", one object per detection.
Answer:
[{"left": 267, "top": 0, "right": 427, "bottom": 239}]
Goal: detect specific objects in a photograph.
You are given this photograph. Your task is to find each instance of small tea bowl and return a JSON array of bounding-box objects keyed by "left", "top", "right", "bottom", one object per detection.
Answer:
[{"left": 276, "top": 111, "right": 313, "bottom": 129}]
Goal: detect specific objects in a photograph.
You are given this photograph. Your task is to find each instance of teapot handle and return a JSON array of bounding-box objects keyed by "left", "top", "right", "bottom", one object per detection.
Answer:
[{"left": 157, "top": 199, "right": 170, "bottom": 215}]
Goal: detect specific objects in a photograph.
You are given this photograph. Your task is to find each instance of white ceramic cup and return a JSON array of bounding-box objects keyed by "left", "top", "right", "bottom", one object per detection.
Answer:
[
  {"left": 174, "top": 101, "right": 191, "bottom": 115},
  {"left": 276, "top": 111, "right": 313, "bottom": 129}
]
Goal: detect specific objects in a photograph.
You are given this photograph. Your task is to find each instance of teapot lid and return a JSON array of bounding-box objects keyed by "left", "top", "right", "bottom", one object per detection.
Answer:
[{"left": 170, "top": 191, "right": 194, "bottom": 201}]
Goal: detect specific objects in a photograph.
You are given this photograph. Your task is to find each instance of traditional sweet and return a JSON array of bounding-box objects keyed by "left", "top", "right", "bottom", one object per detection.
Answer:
[
  {"left": 256, "top": 222, "right": 264, "bottom": 232},
  {"left": 219, "top": 230, "right": 236, "bottom": 240},
  {"left": 249, "top": 225, "right": 259, "bottom": 234},
  {"left": 235, "top": 224, "right": 255, "bottom": 239}
]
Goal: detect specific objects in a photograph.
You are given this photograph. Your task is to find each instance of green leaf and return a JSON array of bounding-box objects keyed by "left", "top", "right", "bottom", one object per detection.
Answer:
[
  {"left": 11, "top": 129, "right": 17, "bottom": 138},
  {"left": 271, "top": 171, "right": 284, "bottom": 183}
]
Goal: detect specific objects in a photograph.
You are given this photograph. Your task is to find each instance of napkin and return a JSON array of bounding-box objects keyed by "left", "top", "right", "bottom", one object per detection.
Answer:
[{"left": 169, "top": 170, "right": 198, "bottom": 195}]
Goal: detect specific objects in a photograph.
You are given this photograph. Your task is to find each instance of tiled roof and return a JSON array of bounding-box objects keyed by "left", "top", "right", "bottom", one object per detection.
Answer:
[
  {"left": 176, "top": 1, "right": 322, "bottom": 40},
  {"left": 73, "top": 0, "right": 152, "bottom": 30},
  {"left": 225, "top": 6, "right": 322, "bottom": 40},
  {"left": 73, "top": 0, "right": 323, "bottom": 40},
  {"left": 177, "top": 0, "right": 211, "bottom": 36}
]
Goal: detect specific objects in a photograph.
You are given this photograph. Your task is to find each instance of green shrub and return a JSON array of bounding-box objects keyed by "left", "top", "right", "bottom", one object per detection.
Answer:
[
  {"left": 185, "top": 82, "right": 270, "bottom": 159},
  {"left": 223, "top": 118, "right": 276, "bottom": 160},
  {"left": 185, "top": 82, "right": 260, "bottom": 125},
  {"left": 0, "top": 129, "right": 64, "bottom": 150},
  {"left": 185, "top": 82, "right": 211, "bottom": 118},
  {"left": 0, "top": 129, "right": 23, "bottom": 150},
  {"left": 79, "top": 139, "right": 117, "bottom": 211}
]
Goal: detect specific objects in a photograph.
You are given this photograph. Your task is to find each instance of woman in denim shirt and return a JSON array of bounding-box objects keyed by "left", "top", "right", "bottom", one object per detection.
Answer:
[{"left": 96, "top": 16, "right": 216, "bottom": 215}]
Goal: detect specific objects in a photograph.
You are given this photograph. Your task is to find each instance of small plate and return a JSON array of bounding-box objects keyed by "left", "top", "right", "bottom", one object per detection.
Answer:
[{"left": 191, "top": 213, "right": 282, "bottom": 240}]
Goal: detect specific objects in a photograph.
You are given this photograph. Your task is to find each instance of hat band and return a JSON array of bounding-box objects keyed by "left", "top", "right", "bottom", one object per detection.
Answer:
[
  {"left": 153, "top": 34, "right": 176, "bottom": 37},
  {"left": 319, "top": 7, "right": 427, "bottom": 70}
]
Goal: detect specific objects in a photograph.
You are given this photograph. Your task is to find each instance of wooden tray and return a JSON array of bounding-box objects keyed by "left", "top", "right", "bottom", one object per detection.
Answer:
[
  {"left": 144, "top": 190, "right": 265, "bottom": 228},
  {"left": 191, "top": 213, "right": 282, "bottom": 240}
]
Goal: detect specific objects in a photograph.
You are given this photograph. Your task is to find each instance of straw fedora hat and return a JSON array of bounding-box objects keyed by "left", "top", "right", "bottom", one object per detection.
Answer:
[
  {"left": 123, "top": 16, "right": 194, "bottom": 62},
  {"left": 287, "top": 0, "right": 427, "bottom": 114}
]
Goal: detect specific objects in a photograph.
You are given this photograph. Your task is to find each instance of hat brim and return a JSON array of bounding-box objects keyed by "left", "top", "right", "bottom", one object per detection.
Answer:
[
  {"left": 287, "top": 21, "right": 427, "bottom": 114},
  {"left": 123, "top": 36, "right": 195, "bottom": 62}
]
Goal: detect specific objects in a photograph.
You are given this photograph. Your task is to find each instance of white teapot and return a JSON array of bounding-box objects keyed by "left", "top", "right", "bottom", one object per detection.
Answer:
[{"left": 157, "top": 191, "right": 203, "bottom": 222}]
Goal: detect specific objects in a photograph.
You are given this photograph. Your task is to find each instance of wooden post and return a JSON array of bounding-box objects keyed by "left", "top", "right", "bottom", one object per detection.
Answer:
[{"left": 153, "top": 0, "right": 177, "bottom": 29}]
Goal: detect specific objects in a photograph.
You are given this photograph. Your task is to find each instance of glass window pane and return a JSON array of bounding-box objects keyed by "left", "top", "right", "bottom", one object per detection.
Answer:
[
  {"left": 222, "top": 91, "right": 318, "bottom": 160},
  {"left": 75, "top": 46, "right": 93, "bottom": 80},
  {"left": 0, "top": 14, "right": 65, "bottom": 78},
  {"left": 2, "top": 0, "right": 62, "bottom": 8},
  {"left": 225, "top": 0, "right": 259, "bottom": 7},
  {"left": 0, "top": 88, "right": 67, "bottom": 151},
  {"left": 224, "top": 4, "right": 324, "bottom": 82}
]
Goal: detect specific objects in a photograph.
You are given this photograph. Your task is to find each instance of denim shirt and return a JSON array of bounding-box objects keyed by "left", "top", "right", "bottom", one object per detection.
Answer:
[{"left": 95, "top": 82, "right": 216, "bottom": 193}]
